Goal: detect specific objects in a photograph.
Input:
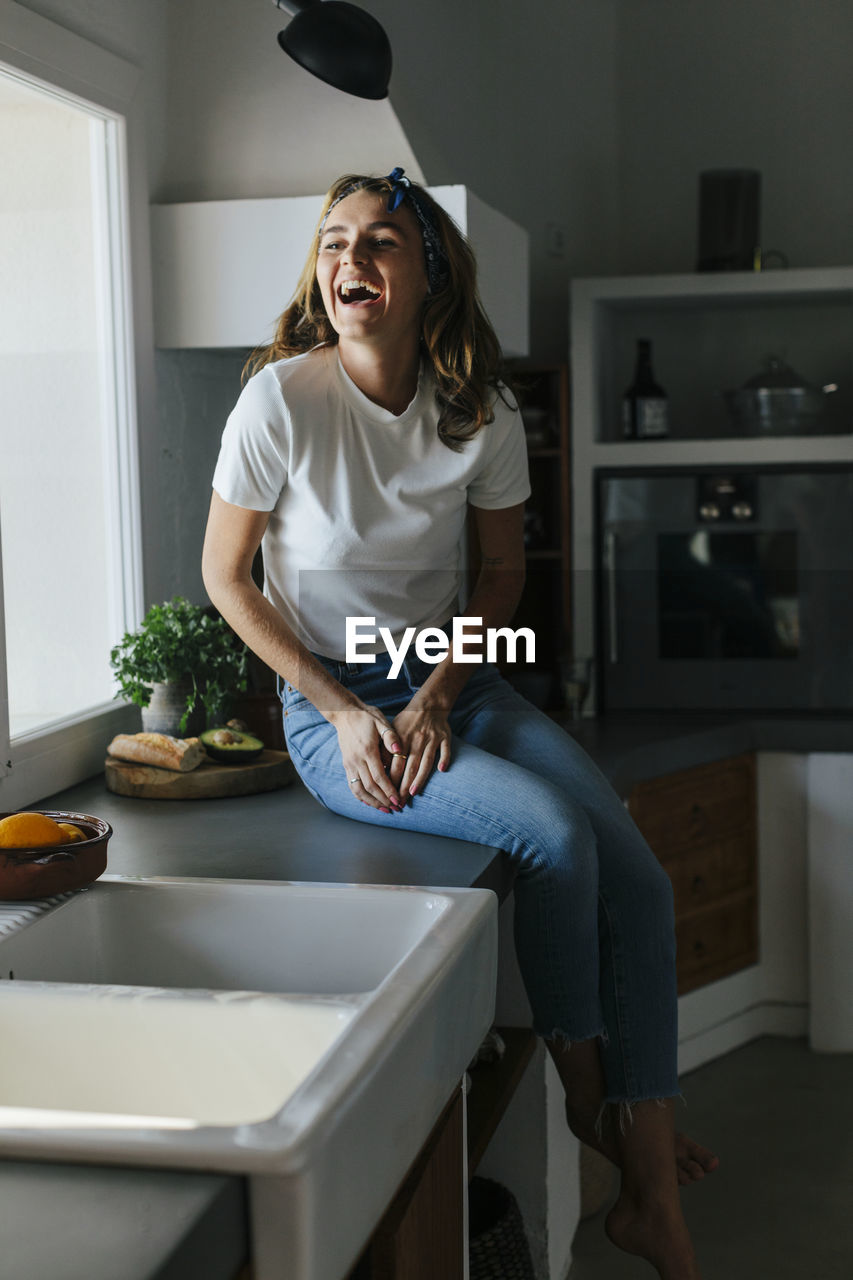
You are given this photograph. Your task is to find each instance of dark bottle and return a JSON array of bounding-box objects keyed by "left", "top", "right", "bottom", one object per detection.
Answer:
[{"left": 622, "top": 339, "right": 669, "bottom": 439}]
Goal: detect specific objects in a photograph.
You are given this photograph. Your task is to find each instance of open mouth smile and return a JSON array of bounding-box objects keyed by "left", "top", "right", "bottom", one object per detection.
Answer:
[{"left": 338, "top": 278, "right": 384, "bottom": 305}]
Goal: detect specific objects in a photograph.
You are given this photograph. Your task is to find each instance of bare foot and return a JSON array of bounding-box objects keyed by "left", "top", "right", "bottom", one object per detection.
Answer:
[
  {"left": 567, "top": 1103, "right": 718, "bottom": 1188},
  {"left": 605, "top": 1191, "right": 703, "bottom": 1280},
  {"left": 675, "top": 1132, "right": 719, "bottom": 1186}
]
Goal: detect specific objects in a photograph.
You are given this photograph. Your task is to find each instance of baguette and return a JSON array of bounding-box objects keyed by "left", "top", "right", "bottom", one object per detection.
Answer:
[{"left": 107, "top": 732, "right": 206, "bottom": 773}]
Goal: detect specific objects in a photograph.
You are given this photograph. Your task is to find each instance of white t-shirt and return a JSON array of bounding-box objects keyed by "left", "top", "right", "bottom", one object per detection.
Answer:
[{"left": 212, "top": 345, "right": 530, "bottom": 658}]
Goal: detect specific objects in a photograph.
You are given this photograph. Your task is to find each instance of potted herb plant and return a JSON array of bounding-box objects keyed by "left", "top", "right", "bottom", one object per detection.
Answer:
[{"left": 110, "top": 596, "right": 248, "bottom": 735}]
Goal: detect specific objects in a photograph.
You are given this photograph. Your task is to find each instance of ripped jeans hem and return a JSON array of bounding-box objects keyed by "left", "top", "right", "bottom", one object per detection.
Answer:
[
  {"left": 539, "top": 1024, "right": 610, "bottom": 1050},
  {"left": 539, "top": 1027, "right": 683, "bottom": 1140}
]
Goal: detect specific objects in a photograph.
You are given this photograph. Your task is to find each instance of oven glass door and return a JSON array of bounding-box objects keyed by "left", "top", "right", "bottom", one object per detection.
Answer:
[
  {"left": 657, "top": 529, "right": 799, "bottom": 660},
  {"left": 597, "top": 468, "right": 853, "bottom": 712}
]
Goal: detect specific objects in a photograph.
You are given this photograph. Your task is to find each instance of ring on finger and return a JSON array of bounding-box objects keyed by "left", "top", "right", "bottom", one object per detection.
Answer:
[{"left": 348, "top": 776, "right": 358, "bottom": 784}]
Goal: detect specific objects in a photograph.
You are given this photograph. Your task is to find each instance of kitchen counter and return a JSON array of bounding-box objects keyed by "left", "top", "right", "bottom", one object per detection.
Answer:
[
  {"left": 563, "top": 711, "right": 853, "bottom": 794},
  {"left": 25, "top": 711, "right": 853, "bottom": 890},
  {"left": 30, "top": 768, "right": 516, "bottom": 899},
  {"left": 5, "top": 709, "right": 853, "bottom": 1278}
]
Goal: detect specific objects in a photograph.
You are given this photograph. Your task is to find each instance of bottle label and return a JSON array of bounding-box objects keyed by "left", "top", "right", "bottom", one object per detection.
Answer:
[{"left": 636, "top": 397, "right": 668, "bottom": 438}]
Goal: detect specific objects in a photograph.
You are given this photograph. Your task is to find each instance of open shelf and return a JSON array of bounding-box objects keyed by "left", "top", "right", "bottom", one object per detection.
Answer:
[{"left": 572, "top": 266, "right": 853, "bottom": 446}]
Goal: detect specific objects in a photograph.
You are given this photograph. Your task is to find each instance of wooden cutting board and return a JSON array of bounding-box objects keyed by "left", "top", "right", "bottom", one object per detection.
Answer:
[{"left": 105, "top": 749, "right": 296, "bottom": 800}]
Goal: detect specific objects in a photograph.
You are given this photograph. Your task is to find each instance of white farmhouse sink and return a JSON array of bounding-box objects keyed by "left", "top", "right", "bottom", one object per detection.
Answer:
[
  {"left": 0, "top": 985, "right": 355, "bottom": 1127},
  {"left": 0, "top": 875, "right": 467, "bottom": 993},
  {"left": 0, "top": 875, "right": 498, "bottom": 1280}
]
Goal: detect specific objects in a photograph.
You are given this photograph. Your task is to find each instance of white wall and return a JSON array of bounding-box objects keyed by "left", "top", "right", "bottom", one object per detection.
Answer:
[
  {"left": 614, "top": 0, "right": 853, "bottom": 275},
  {"left": 12, "top": 0, "right": 170, "bottom": 177}
]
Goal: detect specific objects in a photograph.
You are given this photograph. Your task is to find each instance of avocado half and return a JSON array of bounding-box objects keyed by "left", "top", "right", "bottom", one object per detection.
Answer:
[{"left": 201, "top": 727, "right": 264, "bottom": 764}]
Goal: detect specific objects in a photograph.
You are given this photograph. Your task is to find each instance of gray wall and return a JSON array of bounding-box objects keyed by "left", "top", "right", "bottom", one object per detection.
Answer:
[
  {"left": 614, "top": 0, "right": 853, "bottom": 275},
  {"left": 154, "top": 0, "right": 621, "bottom": 361},
  {"left": 14, "top": 0, "right": 853, "bottom": 604},
  {"left": 16, "top": 0, "right": 620, "bottom": 604},
  {"left": 366, "top": 0, "right": 621, "bottom": 359},
  {"left": 152, "top": 0, "right": 622, "bottom": 602}
]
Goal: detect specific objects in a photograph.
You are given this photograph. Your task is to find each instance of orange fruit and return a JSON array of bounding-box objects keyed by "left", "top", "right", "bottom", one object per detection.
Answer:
[
  {"left": 0, "top": 811, "right": 66, "bottom": 849},
  {"left": 57, "top": 822, "right": 87, "bottom": 843}
]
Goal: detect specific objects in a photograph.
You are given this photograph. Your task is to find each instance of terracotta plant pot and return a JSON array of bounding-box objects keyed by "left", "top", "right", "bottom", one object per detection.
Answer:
[{"left": 0, "top": 811, "right": 111, "bottom": 901}]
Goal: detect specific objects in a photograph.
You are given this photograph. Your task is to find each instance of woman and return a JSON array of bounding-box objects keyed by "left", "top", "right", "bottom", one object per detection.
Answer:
[{"left": 202, "top": 167, "right": 716, "bottom": 1279}]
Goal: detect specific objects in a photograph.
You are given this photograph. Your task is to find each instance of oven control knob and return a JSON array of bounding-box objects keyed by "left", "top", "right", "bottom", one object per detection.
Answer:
[
  {"left": 731, "top": 501, "right": 753, "bottom": 520},
  {"left": 699, "top": 502, "right": 721, "bottom": 520}
]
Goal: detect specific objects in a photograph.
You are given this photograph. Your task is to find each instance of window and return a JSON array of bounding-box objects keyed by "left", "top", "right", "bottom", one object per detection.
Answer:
[{"left": 0, "top": 5, "right": 142, "bottom": 807}]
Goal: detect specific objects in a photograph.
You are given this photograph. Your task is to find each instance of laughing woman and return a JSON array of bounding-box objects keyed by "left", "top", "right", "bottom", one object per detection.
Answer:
[{"left": 202, "top": 167, "right": 716, "bottom": 1279}]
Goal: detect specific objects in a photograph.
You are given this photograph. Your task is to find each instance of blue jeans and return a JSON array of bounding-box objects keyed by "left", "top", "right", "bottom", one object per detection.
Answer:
[{"left": 282, "top": 650, "right": 679, "bottom": 1105}]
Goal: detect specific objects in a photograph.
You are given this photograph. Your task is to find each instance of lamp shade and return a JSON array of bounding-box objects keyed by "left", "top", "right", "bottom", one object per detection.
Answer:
[{"left": 277, "top": 1, "right": 392, "bottom": 100}]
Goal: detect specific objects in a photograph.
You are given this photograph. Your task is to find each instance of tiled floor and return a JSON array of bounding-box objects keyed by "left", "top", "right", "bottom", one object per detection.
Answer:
[{"left": 568, "top": 1036, "right": 853, "bottom": 1279}]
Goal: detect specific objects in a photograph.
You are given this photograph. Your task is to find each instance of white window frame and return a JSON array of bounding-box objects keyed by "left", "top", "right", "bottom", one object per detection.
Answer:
[{"left": 0, "top": 1, "right": 144, "bottom": 809}]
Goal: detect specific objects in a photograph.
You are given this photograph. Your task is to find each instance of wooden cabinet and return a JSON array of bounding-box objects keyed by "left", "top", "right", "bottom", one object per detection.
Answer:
[
  {"left": 347, "top": 1089, "right": 466, "bottom": 1280},
  {"left": 343, "top": 1027, "right": 536, "bottom": 1280},
  {"left": 627, "top": 753, "right": 759, "bottom": 994}
]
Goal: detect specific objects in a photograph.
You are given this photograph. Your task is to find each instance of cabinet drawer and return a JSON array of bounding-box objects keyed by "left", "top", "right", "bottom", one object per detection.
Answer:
[
  {"left": 675, "top": 893, "right": 758, "bottom": 994},
  {"left": 629, "top": 754, "right": 756, "bottom": 859},
  {"left": 662, "top": 829, "right": 756, "bottom": 916}
]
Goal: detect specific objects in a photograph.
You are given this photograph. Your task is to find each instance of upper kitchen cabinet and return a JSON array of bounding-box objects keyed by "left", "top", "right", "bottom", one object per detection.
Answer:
[
  {"left": 150, "top": 187, "right": 529, "bottom": 358},
  {"left": 571, "top": 266, "right": 853, "bottom": 465}
]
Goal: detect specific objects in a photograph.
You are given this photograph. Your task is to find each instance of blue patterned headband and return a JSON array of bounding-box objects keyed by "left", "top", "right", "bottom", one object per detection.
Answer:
[{"left": 318, "top": 166, "right": 450, "bottom": 294}]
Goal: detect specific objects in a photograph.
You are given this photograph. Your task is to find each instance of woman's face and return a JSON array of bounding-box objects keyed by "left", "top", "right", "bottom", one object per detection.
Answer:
[{"left": 315, "top": 187, "right": 429, "bottom": 350}]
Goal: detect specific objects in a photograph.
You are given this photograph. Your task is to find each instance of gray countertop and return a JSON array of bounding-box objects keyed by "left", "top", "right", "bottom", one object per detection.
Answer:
[
  {"left": 5, "top": 709, "right": 853, "bottom": 1278},
  {"left": 564, "top": 711, "right": 853, "bottom": 793},
  {"left": 32, "top": 711, "right": 853, "bottom": 893},
  {"left": 33, "top": 769, "right": 515, "bottom": 899}
]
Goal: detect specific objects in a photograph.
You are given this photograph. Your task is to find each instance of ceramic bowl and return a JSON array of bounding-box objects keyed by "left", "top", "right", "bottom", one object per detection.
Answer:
[{"left": 0, "top": 811, "right": 112, "bottom": 901}]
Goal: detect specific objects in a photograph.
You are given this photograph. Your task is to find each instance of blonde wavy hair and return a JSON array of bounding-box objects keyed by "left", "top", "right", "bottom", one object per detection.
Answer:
[{"left": 243, "top": 172, "right": 514, "bottom": 449}]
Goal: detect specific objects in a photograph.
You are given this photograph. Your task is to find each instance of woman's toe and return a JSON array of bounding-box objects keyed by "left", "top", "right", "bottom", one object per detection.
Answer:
[{"left": 675, "top": 1132, "right": 719, "bottom": 1180}]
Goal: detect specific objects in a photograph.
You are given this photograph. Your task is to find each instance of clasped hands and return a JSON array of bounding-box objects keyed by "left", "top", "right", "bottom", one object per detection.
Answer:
[{"left": 335, "top": 692, "right": 451, "bottom": 812}]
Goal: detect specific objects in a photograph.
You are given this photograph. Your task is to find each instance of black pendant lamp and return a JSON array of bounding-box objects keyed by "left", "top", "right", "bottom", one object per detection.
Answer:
[{"left": 272, "top": 0, "right": 392, "bottom": 100}]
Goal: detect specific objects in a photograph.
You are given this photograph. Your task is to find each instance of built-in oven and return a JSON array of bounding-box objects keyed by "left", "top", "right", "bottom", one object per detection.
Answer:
[{"left": 595, "top": 465, "right": 853, "bottom": 713}]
